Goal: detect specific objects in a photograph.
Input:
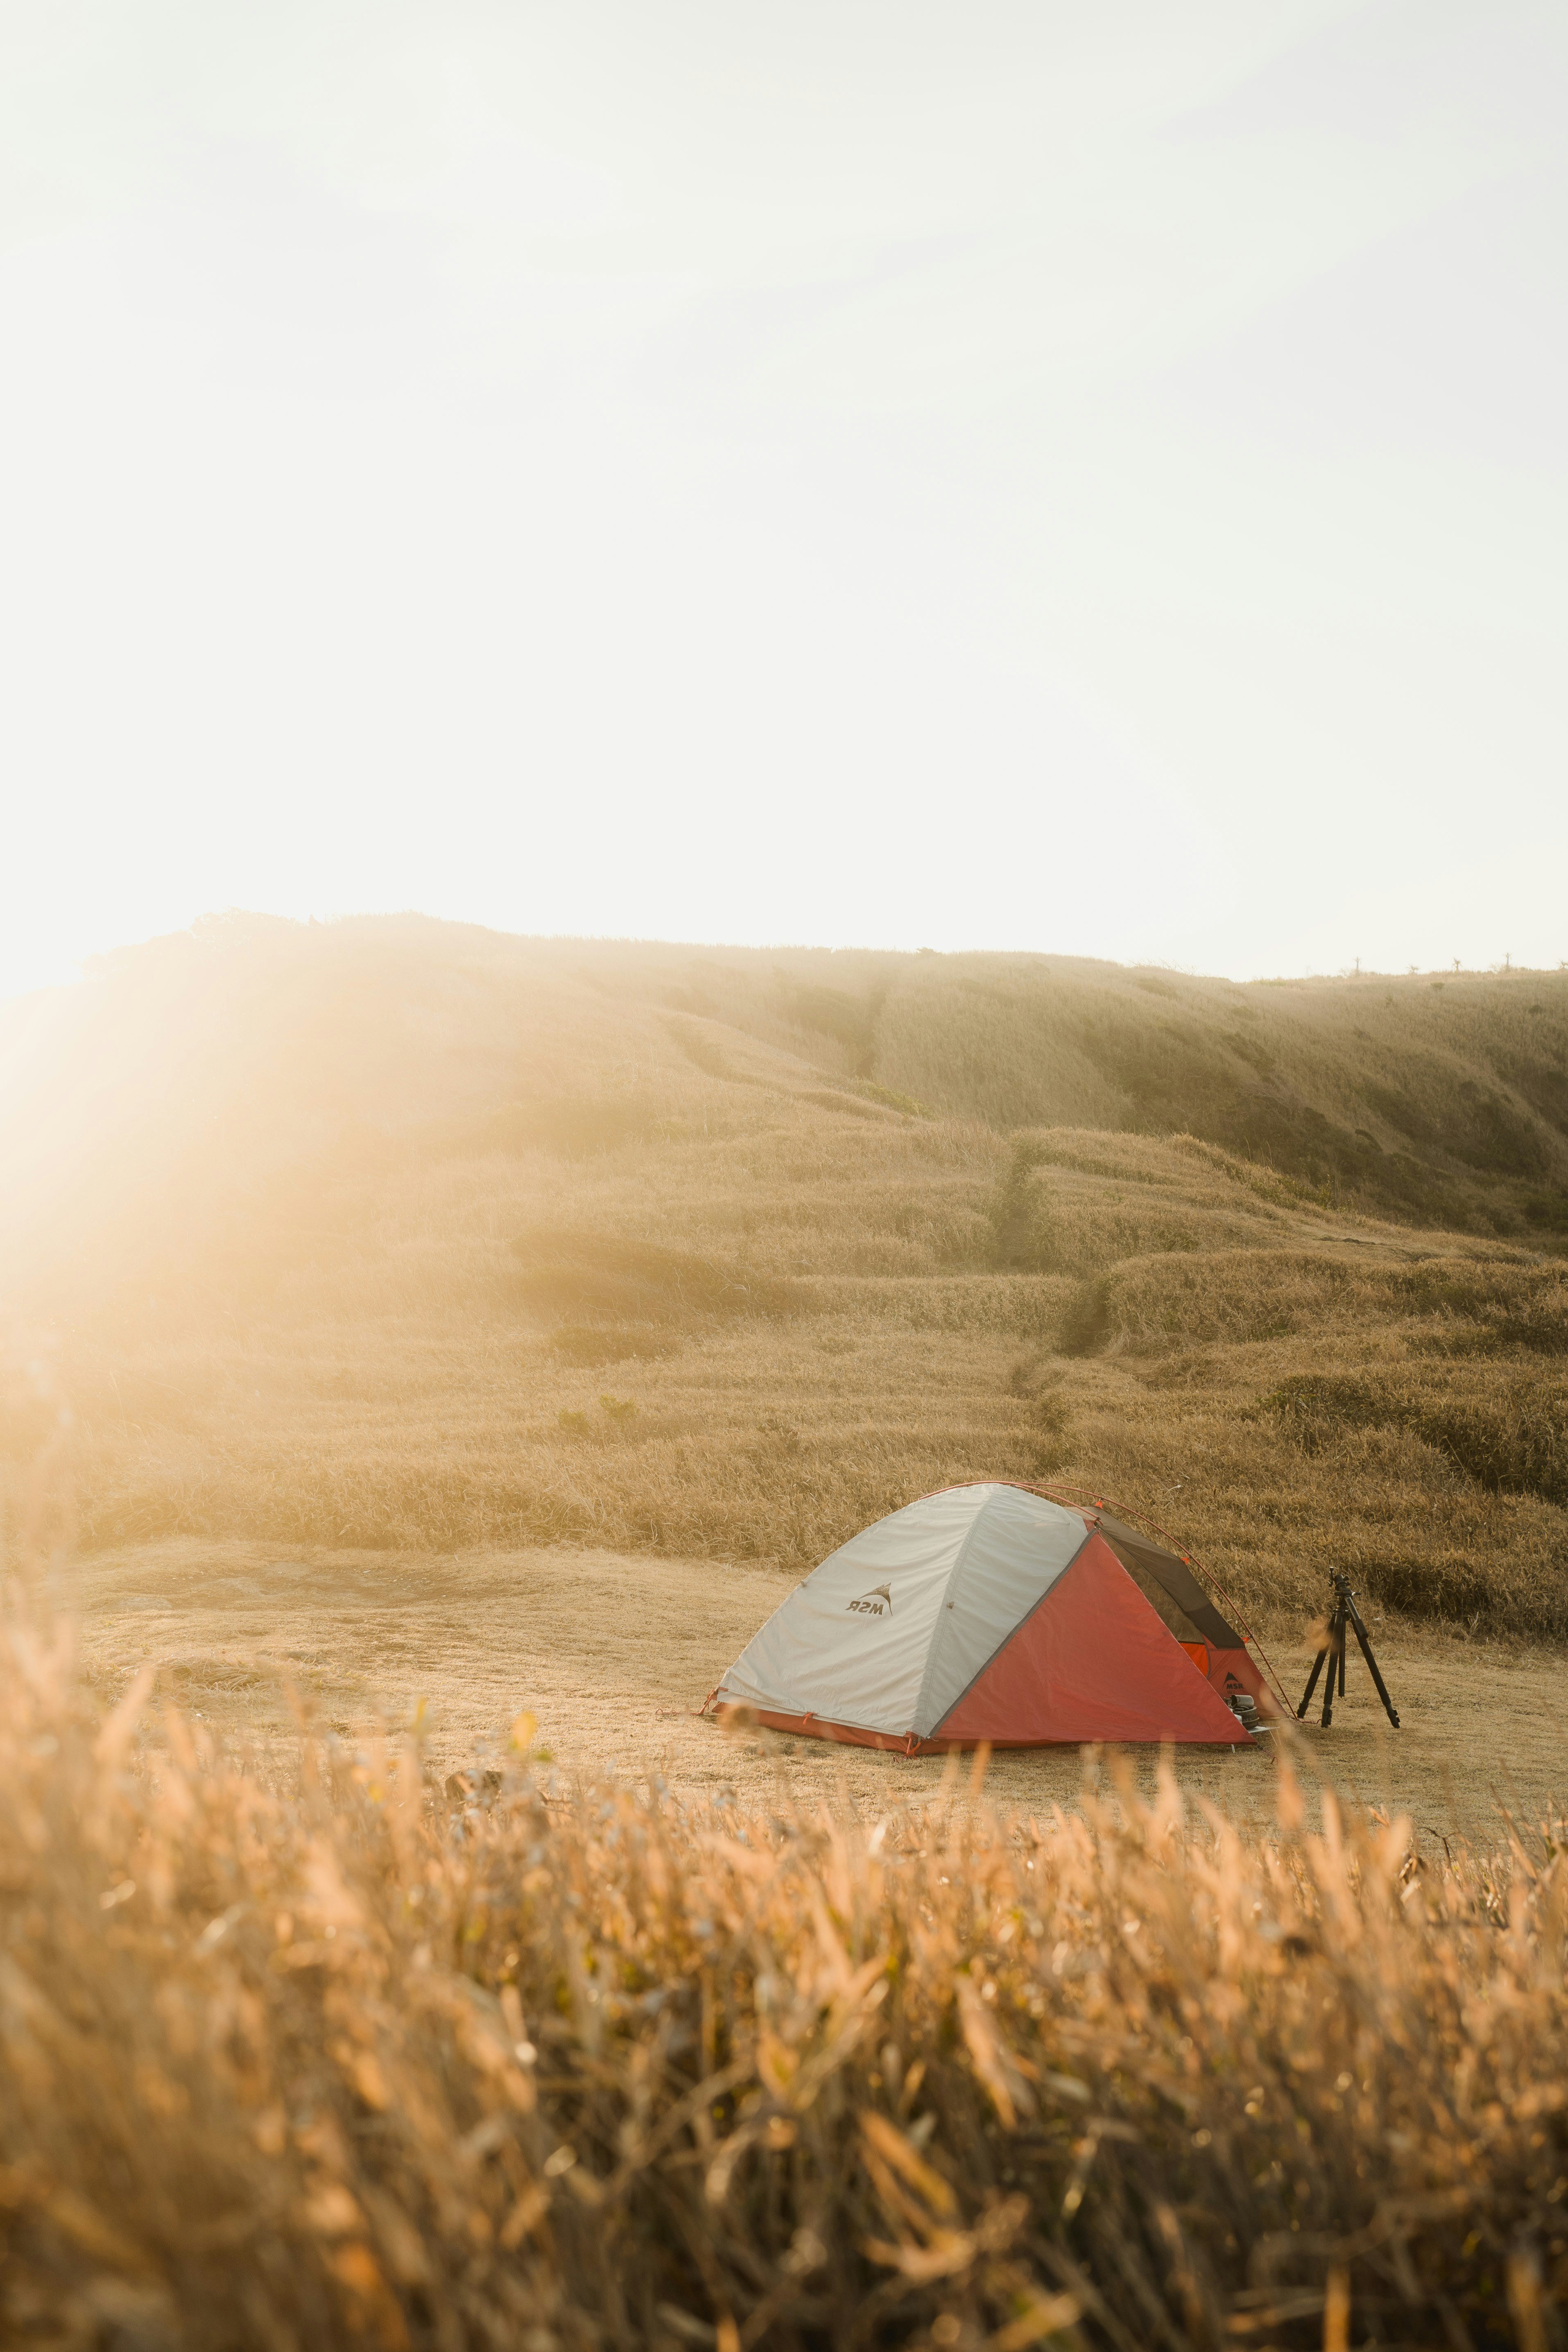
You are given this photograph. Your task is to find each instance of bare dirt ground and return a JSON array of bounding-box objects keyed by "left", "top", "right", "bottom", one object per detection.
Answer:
[{"left": 62, "top": 1539, "right": 1568, "bottom": 1850}]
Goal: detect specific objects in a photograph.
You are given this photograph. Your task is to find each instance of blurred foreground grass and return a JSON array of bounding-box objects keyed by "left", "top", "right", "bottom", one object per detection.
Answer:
[{"left": 0, "top": 1615, "right": 1563, "bottom": 2349}]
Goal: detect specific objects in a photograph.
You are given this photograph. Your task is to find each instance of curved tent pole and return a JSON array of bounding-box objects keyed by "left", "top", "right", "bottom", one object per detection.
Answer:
[{"left": 1029, "top": 1479, "right": 1294, "bottom": 1717}]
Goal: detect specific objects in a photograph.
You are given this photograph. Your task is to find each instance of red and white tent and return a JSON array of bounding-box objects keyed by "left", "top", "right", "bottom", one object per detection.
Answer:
[{"left": 708, "top": 1483, "right": 1260, "bottom": 1752}]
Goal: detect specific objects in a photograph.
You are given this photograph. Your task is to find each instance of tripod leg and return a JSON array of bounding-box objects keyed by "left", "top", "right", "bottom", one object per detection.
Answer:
[
  {"left": 1345, "top": 1599, "right": 1401, "bottom": 1729},
  {"left": 1320, "top": 1609, "right": 1338, "bottom": 1728},
  {"left": 1297, "top": 1648, "right": 1328, "bottom": 1720},
  {"left": 1337, "top": 1619, "right": 1347, "bottom": 1698}
]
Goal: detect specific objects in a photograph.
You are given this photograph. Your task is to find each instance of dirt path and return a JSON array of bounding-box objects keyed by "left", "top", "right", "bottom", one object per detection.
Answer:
[{"left": 64, "top": 1539, "right": 1568, "bottom": 1849}]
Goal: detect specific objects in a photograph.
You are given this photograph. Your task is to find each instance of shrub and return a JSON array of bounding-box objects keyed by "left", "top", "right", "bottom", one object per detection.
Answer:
[
  {"left": 1356, "top": 1551, "right": 1495, "bottom": 1624},
  {"left": 1259, "top": 1372, "right": 1568, "bottom": 1508}
]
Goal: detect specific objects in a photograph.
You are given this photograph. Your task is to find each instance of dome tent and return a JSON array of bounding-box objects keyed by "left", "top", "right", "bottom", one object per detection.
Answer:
[{"left": 707, "top": 1483, "right": 1260, "bottom": 1752}]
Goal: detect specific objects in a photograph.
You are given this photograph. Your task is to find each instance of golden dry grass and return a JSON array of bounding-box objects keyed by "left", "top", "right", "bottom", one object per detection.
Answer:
[
  {"left": 0, "top": 1605, "right": 1565, "bottom": 2350},
  {"left": 5, "top": 915, "right": 1568, "bottom": 1648},
  {"left": 57, "top": 1535, "right": 1568, "bottom": 1852},
  {"left": 6, "top": 919, "right": 1568, "bottom": 2344}
]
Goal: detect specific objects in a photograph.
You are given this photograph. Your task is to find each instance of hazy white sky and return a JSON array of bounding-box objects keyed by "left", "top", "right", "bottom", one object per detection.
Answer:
[{"left": 3, "top": 0, "right": 1565, "bottom": 994}]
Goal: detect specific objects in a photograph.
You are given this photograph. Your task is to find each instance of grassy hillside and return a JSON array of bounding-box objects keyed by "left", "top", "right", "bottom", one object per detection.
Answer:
[{"left": 4, "top": 915, "right": 1568, "bottom": 1637}]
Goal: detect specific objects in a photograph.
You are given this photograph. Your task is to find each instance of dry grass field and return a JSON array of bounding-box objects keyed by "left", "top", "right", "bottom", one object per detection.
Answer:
[
  {"left": 0, "top": 1601, "right": 1565, "bottom": 2351},
  {"left": 58, "top": 1534, "right": 1568, "bottom": 1850},
  {"left": 5, "top": 915, "right": 1568, "bottom": 1664},
  {"left": 4, "top": 917, "right": 1568, "bottom": 2345}
]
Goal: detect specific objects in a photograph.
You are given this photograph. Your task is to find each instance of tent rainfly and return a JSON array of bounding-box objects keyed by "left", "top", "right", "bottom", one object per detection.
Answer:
[{"left": 706, "top": 1483, "right": 1266, "bottom": 1752}]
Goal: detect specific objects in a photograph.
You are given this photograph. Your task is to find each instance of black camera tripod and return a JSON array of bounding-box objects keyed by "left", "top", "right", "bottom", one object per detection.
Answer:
[{"left": 1297, "top": 1571, "right": 1401, "bottom": 1729}]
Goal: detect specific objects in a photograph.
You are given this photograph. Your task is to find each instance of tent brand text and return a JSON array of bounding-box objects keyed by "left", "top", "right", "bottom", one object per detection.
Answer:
[{"left": 847, "top": 1583, "right": 894, "bottom": 1617}]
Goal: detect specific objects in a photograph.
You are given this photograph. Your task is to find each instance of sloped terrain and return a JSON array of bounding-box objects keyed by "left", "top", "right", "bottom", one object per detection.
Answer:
[{"left": 4, "top": 915, "right": 1568, "bottom": 1639}]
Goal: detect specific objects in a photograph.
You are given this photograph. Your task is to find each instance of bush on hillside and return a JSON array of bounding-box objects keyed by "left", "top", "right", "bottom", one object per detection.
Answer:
[
  {"left": 1354, "top": 1550, "right": 1496, "bottom": 1624},
  {"left": 1259, "top": 1371, "right": 1568, "bottom": 1510}
]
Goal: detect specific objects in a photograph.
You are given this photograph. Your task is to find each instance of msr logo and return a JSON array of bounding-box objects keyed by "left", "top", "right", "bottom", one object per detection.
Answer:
[{"left": 847, "top": 1582, "right": 893, "bottom": 1617}]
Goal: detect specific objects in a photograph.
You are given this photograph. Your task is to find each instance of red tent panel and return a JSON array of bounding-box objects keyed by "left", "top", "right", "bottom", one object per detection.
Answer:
[
  {"left": 1204, "top": 1646, "right": 1267, "bottom": 1708},
  {"left": 1181, "top": 1640, "right": 1269, "bottom": 1709},
  {"left": 932, "top": 1533, "right": 1251, "bottom": 1747}
]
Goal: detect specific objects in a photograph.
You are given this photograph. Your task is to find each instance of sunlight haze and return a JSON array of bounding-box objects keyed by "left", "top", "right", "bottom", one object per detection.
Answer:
[
  {"left": 6, "top": 19, "right": 1568, "bottom": 2293},
  {"left": 3, "top": 0, "right": 1564, "bottom": 993}
]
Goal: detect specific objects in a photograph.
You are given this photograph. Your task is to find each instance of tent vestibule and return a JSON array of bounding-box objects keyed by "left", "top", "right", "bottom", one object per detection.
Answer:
[{"left": 1082, "top": 1503, "right": 1268, "bottom": 1713}]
